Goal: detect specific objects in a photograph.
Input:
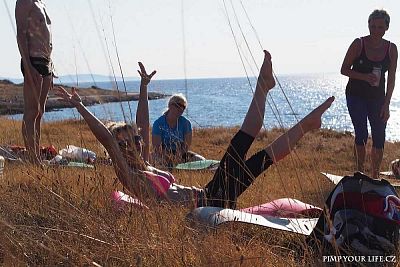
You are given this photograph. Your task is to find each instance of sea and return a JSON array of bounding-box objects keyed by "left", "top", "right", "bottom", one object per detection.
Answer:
[{"left": 8, "top": 74, "right": 400, "bottom": 142}]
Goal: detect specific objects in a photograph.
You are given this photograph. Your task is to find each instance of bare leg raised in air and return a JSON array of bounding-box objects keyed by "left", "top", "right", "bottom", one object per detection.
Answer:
[{"left": 204, "top": 50, "right": 334, "bottom": 208}]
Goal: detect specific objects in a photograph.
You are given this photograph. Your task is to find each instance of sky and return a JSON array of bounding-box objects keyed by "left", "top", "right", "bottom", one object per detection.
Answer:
[{"left": 1, "top": 0, "right": 399, "bottom": 80}]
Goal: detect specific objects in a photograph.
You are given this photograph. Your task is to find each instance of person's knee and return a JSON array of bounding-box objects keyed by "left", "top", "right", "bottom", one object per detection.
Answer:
[
  {"left": 23, "top": 109, "right": 39, "bottom": 121},
  {"left": 353, "top": 118, "right": 368, "bottom": 143},
  {"left": 190, "top": 152, "right": 205, "bottom": 161},
  {"left": 354, "top": 138, "right": 367, "bottom": 146},
  {"left": 23, "top": 105, "right": 42, "bottom": 122},
  {"left": 37, "top": 105, "right": 45, "bottom": 119},
  {"left": 195, "top": 154, "right": 206, "bottom": 161},
  {"left": 354, "top": 132, "right": 368, "bottom": 146},
  {"left": 371, "top": 138, "right": 385, "bottom": 149},
  {"left": 370, "top": 123, "right": 386, "bottom": 150}
]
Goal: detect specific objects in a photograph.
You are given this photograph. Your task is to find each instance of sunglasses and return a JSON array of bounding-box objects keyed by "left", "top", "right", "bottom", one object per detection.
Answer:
[
  {"left": 173, "top": 102, "right": 186, "bottom": 111},
  {"left": 118, "top": 135, "right": 142, "bottom": 148}
]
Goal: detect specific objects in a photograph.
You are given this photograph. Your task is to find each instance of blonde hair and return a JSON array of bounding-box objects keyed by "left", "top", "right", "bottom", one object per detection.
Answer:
[
  {"left": 104, "top": 121, "right": 146, "bottom": 170},
  {"left": 168, "top": 93, "right": 187, "bottom": 108},
  {"left": 368, "top": 9, "right": 390, "bottom": 27},
  {"left": 162, "top": 93, "right": 187, "bottom": 115},
  {"left": 103, "top": 122, "right": 159, "bottom": 204},
  {"left": 105, "top": 121, "right": 139, "bottom": 137}
]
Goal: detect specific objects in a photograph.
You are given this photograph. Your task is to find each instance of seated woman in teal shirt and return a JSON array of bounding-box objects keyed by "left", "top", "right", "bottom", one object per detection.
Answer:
[{"left": 152, "top": 94, "right": 205, "bottom": 167}]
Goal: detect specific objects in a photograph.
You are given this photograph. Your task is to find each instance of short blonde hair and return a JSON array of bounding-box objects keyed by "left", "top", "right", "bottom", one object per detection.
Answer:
[
  {"left": 368, "top": 9, "right": 390, "bottom": 27},
  {"left": 104, "top": 121, "right": 147, "bottom": 170},
  {"left": 105, "top": 121, "right": 139, "bottom": 137},
  {"left": 168, "top": 93, "right": 187, "bottom": 108}
]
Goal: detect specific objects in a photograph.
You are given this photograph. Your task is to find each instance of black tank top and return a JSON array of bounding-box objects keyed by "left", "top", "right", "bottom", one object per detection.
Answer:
[{"left": 346, "top": 37, "right": 391, "bottom": 100}]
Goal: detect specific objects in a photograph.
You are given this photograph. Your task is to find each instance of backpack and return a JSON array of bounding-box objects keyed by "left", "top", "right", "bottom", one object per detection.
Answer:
[{"left": 311, "top": 172, "right": 400, "bottom": 256}]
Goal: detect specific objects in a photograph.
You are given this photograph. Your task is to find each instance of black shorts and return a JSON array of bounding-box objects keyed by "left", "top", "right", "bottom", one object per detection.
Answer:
[
  {"left": 20, "top": 57, "right": 53, "bottom": 77},
  {"left": 203, "top": 130, "right": 273, "bottom": 208}
]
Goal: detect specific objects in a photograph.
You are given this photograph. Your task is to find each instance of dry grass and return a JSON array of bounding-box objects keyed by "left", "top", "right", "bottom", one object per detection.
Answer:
[{"left": 0, "top": 117, "right": 399, "bottom": 266}]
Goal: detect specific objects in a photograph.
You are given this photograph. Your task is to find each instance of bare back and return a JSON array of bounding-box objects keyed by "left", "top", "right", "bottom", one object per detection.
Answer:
[{"left": 16, "top": 0, "right": 52, "bottom": 58}]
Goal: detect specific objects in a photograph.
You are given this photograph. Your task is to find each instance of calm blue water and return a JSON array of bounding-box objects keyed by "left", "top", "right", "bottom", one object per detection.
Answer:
[{"left": 9, "top": 74, "right": 400, "bottom": 141}]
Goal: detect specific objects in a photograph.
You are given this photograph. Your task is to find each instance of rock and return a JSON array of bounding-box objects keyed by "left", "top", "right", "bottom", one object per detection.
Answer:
[{"left": 0, "top": 81, "right": 169, "bottom": 115}]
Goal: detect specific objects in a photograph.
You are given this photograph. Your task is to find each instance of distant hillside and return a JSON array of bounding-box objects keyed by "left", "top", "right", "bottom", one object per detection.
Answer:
[
  {"left": 0, "top": 74, "right": 140, "bottom": 85},
  {"left": 0, "top": 79, "right": 167, "bottom": 115},
  {"left": 55, "top": 74, "right": 140, "bottom": 84},
  {"left": 0, "top": 77, "right": 23, "bottom": 84}
]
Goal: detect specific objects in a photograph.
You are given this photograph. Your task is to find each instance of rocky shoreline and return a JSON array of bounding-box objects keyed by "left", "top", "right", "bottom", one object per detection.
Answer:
[{"left": 0, "top": 79, "right": 168, "bottom": 115}]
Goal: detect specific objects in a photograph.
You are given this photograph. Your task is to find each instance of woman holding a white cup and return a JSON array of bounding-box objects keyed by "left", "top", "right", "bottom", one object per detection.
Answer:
[{"left": 341, "top": 9, "right": 398, "bottom": 178}]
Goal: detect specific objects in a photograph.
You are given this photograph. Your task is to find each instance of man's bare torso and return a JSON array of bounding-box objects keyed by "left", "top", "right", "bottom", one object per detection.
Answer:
[{"left": 18, "top": 0, "right": 52, "bottom": 58}]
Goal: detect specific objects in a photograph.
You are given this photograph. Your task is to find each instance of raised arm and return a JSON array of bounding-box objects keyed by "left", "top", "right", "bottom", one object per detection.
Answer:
[
  {"left": 55, "top": 86, "right": 145, "bottom": 196},
  {"left": 136, "top": 62, "right": 156, "bottom": 163}
]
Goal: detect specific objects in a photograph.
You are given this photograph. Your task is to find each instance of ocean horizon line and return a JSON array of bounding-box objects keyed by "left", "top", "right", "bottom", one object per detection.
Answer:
[{"left": 2, "top": 72, "right": 342, "bottom": 85}]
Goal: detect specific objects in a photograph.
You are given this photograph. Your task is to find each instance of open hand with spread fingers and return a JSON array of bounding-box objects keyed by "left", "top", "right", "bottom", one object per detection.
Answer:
[
  {"left": 137, "top": 62, "right": 156, "bottom": 86},
  {"left": 55, "top": 86, "right": 82, "bottom": 107}
]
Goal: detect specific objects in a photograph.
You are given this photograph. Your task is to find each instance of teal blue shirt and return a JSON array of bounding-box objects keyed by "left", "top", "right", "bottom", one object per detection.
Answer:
[{"left": 152, "top": 114, "right": 192, "bottom": 152}]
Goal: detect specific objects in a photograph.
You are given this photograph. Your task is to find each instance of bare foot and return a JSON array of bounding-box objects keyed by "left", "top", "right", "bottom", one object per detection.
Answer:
[
  {"left": 256, "top": 50, "right": 275, "bottom": 91},
  {"left": 301, "top": 96, "right": 335, "bottom": 131}
]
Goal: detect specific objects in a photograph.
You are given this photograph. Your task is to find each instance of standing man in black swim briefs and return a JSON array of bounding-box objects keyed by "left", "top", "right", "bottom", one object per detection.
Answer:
[{"left": 16, "top": 0, "right": 53, "bottom": 163}]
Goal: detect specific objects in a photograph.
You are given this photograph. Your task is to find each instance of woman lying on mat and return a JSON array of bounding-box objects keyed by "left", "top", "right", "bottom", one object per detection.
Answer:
[{"left": 56, "top": 51, "right": 334, "bottom": 208}]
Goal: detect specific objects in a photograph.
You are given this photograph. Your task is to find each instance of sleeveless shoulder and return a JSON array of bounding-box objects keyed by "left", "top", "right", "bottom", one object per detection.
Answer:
[
  {"left": 347, "top": 38, "right": 363, "bottom": 60},
  {"left": 388, "top": 42, "right": 398, "bottom": 61},
  {"left": 356, "top": 37, "right": 364, "bottom": 57}
]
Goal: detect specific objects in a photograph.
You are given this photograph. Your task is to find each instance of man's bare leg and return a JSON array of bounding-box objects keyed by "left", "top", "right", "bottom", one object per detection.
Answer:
[
  {"left": 240, "top": 50, "right": 276, "bottom": 138},
  {"left": 354, "top": 144, "right": 366, "bottom": 173},
  {"left": 371, "top": 147, "right": 383, "bottom": 178},
  {"left": 265, "top": 97, "right": 335, "bottom": 162},
  {"left": 22, "top": 74, "right": 43, "bottom": 163},
  {"left": 34, "top": 75, "right": 52, "bottom": 154}
]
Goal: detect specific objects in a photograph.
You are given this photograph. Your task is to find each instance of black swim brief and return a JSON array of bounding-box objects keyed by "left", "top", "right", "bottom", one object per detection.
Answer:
[{"left": 20, "top": 57, "right": 53, "bottom": 77}]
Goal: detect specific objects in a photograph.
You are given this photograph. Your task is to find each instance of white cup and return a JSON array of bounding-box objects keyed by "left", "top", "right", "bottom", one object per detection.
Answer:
[{"left": 372, "top": 67, "right": 381, "bottom": 87}]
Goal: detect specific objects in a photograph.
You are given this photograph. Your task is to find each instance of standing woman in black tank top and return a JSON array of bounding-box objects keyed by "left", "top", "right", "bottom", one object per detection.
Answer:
[{"left": 341, "top": 9, "right": 398, "bottom": 178}]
